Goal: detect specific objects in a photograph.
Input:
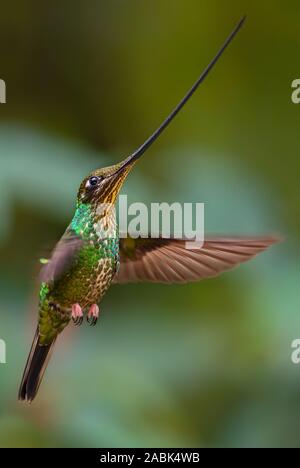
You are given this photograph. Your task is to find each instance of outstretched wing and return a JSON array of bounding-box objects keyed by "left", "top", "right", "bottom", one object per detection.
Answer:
[
  {"left": 39, "top": 230, "right": 83, "bottom": 283},
  {"left": 114, "top": 236, "right": 280, "bottom": 284}
]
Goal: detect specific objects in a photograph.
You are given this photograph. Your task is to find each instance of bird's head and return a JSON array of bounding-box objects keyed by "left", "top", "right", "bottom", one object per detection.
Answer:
[{"left": 77, "top": 154, "right": 137, "bottom": 206}]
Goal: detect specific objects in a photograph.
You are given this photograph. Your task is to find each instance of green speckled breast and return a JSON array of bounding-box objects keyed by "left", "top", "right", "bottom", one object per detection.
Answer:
[
  {"left": 51, "top": 237, "right": 119, "bottom": 309},
  {"left": 38, "top": 202, "right": 119, "bottom": 344}
]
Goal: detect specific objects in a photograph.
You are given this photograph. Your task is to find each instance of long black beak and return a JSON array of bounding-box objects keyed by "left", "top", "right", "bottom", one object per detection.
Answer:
[{"left": 114, "top": 15, "right": 246, "bottom": 176}]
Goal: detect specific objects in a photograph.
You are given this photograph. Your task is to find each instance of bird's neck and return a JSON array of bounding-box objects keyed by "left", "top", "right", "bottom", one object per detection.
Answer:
[{"left": 71, "top": 201, "right": 118, "bottom": 242}]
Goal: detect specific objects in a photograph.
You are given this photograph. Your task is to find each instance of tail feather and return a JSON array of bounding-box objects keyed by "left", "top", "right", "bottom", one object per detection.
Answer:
[{"left": 18, "top": 327, "right": 56, "bottom": 402}]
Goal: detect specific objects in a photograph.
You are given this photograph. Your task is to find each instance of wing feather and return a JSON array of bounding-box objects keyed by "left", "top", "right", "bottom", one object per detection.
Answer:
[
  {"left": 39, "top": 230, "right": 83, "bottom": 283},
  {"left": 114, "top": 236, "right": 280, "bottom": 284}
]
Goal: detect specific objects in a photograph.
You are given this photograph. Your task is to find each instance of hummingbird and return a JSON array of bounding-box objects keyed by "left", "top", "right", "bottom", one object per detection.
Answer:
[{"left": 18, "top": 16, "right": 278, "bottom": 402}]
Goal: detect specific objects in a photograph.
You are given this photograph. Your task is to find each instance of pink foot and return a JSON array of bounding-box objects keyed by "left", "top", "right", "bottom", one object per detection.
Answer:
[
  {"left": 87, "top": 304, "right": 99, "bottom": 326},
  {"left": 71, "top": 303, "right": 83, "bottom": 326}
]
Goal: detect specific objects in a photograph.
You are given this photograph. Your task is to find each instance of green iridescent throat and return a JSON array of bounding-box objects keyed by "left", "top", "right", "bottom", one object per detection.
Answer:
[{"left": 71, "top": 202, "right": 93, "bottom": 239}]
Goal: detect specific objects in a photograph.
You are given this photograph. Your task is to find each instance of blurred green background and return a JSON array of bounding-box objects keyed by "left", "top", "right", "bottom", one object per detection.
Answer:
[{"left": 0, "top": 0, "right": 299, "bottom": 448}]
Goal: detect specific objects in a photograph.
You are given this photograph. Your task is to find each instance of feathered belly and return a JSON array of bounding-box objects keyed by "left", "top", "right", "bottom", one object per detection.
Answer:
[
  {"left": 49, "top": 242, "right": 119, "bottom": 310},
  {"left": 83, "top": 257, "right": 117, "bottom": 307}
]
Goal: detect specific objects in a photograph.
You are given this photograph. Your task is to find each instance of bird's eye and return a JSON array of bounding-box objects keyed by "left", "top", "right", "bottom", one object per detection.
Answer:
[
  {"left": 89, "top": 176, "right": 99, "bottom": 186},
  {"left": 86, "top": 176, "right": 101, "bottom": 188}
]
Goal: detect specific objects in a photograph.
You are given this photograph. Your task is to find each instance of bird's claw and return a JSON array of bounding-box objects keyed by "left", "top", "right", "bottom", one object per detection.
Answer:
[
  {"left": 73, "top": 316, "right": 83, "bottom": 326},
  {"left": 71, "top": 303, "right": 99, "bottom": 326},
  {"left": 87, "top": 315, "right": 97, "bottom": 326},
  {"left": 71, "top": 303, "right": 83, "bottom": 326},
  {"left": 87, "top": 304, "right": 99, "bottom": 327}
]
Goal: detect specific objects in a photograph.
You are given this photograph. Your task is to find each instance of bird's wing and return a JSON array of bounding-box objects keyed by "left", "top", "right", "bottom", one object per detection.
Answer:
[
  {"left": 39, "top": 230, "right": 83, "bottom": 283},
  {"left": 114, "top": 236, "right": 280, "bottom": 284}
]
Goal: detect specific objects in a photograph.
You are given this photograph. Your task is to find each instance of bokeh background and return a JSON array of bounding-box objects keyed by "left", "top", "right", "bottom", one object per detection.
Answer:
[{"left": 0, "top": 0, "right": 299, "bottom": 448}]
